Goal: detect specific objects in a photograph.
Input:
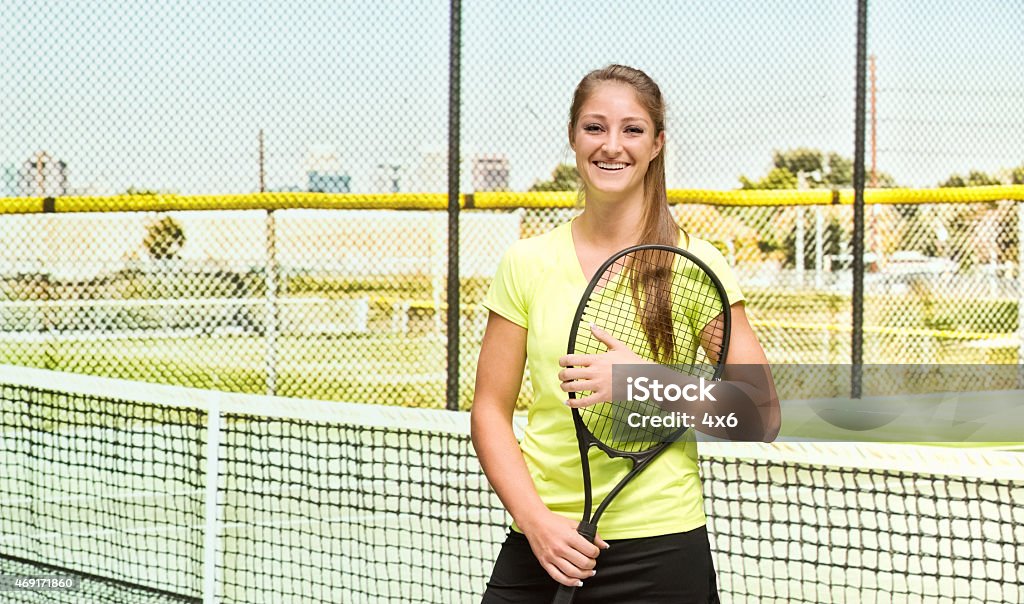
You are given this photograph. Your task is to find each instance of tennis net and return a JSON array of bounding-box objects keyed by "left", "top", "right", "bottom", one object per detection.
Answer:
[{"left": 1, "top": 365, "right": 1022, "bottom": 603}]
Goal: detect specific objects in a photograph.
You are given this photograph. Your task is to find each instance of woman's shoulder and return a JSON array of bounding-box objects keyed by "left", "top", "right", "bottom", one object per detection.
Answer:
[{"left": 682, "top": 232, "right": 729, "bottom": 263}]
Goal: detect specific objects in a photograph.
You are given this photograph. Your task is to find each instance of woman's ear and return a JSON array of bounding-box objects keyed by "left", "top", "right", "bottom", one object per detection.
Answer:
[
  {"left": 567, "top": 123, "right": 575, "bottom": 150},
  {"left": 652, "top": 131, "right": 665, "bottom": 159}
]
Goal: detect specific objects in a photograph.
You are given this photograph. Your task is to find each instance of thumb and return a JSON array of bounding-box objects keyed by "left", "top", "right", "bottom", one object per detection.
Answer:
[{"left": 589, "top": 323, "right": 622, "bottom": 350}]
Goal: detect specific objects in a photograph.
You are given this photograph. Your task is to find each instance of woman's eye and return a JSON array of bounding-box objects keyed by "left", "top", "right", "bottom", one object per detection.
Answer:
[
  {"left": 626, "top": 126, "right": 645, "bottom": 135},
  {"left": 583, "top": 124, "right": 603, "bottom": 133}
]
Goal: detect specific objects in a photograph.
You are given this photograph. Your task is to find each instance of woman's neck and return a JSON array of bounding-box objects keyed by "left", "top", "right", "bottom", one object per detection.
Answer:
[{"left": 575, "top": 196, "right": 645, "bottom": 252}]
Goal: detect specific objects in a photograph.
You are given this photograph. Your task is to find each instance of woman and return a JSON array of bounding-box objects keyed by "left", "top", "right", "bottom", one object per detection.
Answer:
[{"left": 471, "top": 65, "right": 779, "bottom": 603}]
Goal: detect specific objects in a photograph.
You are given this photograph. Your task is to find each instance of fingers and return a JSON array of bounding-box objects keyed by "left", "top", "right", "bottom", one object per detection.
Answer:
[
  {"left": 544, "top": 556, "right": 597, "bottom": 587},
  {"left": 558, "top": 354, "right": 592, "bottom": 368},
  {"left": 564, "top": 392, "right": 604, "bottom": 408},
  {"left": 571, "top": 532, "right": 603, "bottom": 559},
  {"left": 523, "top": 512, "right": 604, "bottom": 588},
  {"left": 557, "top": 365, "right": 590, "bottom": 382},
  {"left": 589, "top": 323, "right": 623, "bottom": 350},
  {"left": 541, "top": 561, "right": 586, "bottom": 588},
  {"left": 558, "top": 366, "right": 605, "bottom": 405},
  {"left": 558, "top": 374, "right": 595, "bottom": 394},
  {"left": 547, "top": 536, "right": 600, "bottom": 586}
]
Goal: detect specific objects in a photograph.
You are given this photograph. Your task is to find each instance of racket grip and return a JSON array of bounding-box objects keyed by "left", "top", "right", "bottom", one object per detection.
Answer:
[
  {"left": 549, "top": 521, "right": 600, "bottom": 604},
  {"left": 575, "top": 520, "right": 598, "bottom": 543}
]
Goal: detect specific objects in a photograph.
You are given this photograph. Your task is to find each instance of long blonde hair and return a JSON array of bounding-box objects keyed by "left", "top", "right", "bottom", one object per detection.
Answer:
[{"left": 569, "top": 65, "right": 681, "bottom": 361}]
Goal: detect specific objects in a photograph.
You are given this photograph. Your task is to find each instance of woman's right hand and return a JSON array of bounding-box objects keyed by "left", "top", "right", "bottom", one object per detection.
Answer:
[{"left": 518, "top": 509, "right": 609, "bottom": 587}]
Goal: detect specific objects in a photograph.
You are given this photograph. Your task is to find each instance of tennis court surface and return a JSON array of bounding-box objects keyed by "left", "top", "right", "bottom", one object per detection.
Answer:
[{"left": 1, "top": 365, "right": 1022, "bottom": 603}]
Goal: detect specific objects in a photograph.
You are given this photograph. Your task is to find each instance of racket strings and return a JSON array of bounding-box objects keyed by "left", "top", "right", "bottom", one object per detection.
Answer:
[{"left": 573, "top": 248, "right": 727, "bottom": 453}]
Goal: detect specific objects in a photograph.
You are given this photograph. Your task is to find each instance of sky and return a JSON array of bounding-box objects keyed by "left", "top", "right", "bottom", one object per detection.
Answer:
[{"left": 1, "top": 0, "right": 1021, "bottom": 195}]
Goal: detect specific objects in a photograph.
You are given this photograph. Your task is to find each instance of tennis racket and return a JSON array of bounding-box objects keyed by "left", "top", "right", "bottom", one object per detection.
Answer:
[{"left": 551, "top": 244, "right": 731, "bottom": 604}]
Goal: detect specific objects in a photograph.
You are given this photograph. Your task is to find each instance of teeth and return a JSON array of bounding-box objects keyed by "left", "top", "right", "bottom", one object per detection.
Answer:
[{"left": 597, "top": 162, "right": 626, "bottom": 170}]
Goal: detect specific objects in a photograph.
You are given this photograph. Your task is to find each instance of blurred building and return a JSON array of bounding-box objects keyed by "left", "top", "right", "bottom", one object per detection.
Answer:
[
  {"left": 17, "top": 151, "right": 67, "bottom": 196},
  {"left": 410, "top": 147, "right": 472, "bottom": 193},
  {"left": 472, "top": 154, "right": 510, "bottom": 192},
  {"left": 305, "top": 145, "right": 351, "bottom": 193},
  {"left": 411, "top": 148, "right": 448, "bottom": 193},
  {"left": 372, "top": 163, "right": 403, "bottom": 193},
  {"left": 308, "top": 171, "right": 350, "bottom": 193}
]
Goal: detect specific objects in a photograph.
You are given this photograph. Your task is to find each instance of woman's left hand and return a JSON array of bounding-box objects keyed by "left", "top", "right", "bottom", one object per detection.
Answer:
[{"left": 558, "top": 324, "right": 649, "bottom": 408}]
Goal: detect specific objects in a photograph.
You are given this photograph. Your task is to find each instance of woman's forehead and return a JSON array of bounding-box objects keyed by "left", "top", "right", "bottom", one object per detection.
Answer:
[{"left": 578, "top": 83, "right": 652, "bottom": 122}]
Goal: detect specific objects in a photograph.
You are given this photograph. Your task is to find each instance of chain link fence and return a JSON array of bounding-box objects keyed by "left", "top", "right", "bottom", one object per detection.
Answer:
[
  {"left": 2, "top": 1, "right": 1022, "bottom": 408},
  {"left": 1, "top": 193, "right": 1020, "bottom": 408}
]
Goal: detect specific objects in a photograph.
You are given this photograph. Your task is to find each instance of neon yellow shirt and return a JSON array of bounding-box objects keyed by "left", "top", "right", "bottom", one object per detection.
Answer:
[{"left": 482, "top": 220, "right": 744, "bottom": 539}]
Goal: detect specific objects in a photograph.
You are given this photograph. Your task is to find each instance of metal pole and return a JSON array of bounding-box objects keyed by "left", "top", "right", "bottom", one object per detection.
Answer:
[
  {"left": 796, "top": 207, "right": 805, "bottom": 286},
  {"left": 201, "top": 399, "right": 221, "bottom": 604},
  {"left": 445, "top": 0, "right": 462, "bottom": 411},
  {"left": 1017, "top": 201, "right": 1024, "bottom": 386},
  {"left": 265, "top": 210, "right": 278, "bottom": 396},
  {"left": 795, "top": 173, "right": 807, "bottom": 287},
  {"left": 815, "top": 206, "right": 824, "bottom": 289},
  {"left": 258, "top": 129, "right": 266, "bottom": 193},
  {"left": 851, "top": 0, "right": 869, "bottom": 399},
  {"left": 869, "top": 55, "right": 877, "bottom": 189}
]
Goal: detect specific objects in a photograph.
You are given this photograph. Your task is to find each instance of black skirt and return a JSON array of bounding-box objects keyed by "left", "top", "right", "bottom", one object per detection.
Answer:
[{"left": 481, "top": 525, "right": 720, "bottom": 604}]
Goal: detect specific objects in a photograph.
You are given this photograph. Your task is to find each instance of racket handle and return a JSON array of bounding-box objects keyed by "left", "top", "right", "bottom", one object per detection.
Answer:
[
  {"left": 549, "top": 521, "right": 600, "bottom": 604},
  {"left": 575, "top": 519, "right": 598, "bottom": 543}
]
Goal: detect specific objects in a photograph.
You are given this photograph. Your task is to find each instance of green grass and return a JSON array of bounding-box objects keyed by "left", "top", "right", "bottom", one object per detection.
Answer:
[
  {"left": 0, "top": 333, "right": 465, "bottom": 409},
  {"left": 1, "top": 280, "right": 1019, "bottom": 421}
]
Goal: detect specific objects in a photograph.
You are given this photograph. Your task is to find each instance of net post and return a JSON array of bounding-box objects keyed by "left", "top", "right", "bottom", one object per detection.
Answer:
[
  {"left": 850, "top": 0, "right": 869, "bottom": 399},
  {"left": 202, "top": 396, "right": 222, "bottom": 604},
  {"left": 445, "top": 0, "right": 462, "bottom": 411}
]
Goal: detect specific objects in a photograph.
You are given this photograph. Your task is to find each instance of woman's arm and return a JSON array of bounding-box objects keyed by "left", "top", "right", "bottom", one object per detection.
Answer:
[
  {"left": 711, "top": 303, "right": 780, "bottom": 441},
  {"left": 470, "top": 311, "right": 606, "bottom": 588}
]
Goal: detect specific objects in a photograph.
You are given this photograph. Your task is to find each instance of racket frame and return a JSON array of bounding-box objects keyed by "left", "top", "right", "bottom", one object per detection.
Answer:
[{"left": 553, "top": 244, "right": 731, "bottom": 603}]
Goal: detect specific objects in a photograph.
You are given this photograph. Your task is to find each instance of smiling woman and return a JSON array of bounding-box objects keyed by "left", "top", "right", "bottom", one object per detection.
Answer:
[
  {"left": 471, "top": 64, "right": 779, "bottom": 604},
  {"left": 570, "top": 81, "right": 664, "bottom": 214}
]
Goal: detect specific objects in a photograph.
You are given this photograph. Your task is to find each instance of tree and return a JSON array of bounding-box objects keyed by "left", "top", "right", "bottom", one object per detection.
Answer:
[
  {"left": 530, "top": 163, "right": 580, "bottom": 191},
  {"left": 123, "top": 186, "right": 167, "bottom": 196},
  {"left": 143, "top": 215, "right": 186, "bottom": 261},
  {"left": 939, "top": 170, "right": 1002, "bottom": 188},
  {"left": 1012, "top": 164, "right": 1024, "bottom": 185},
  {"left": 824, "top": 153, "right": 852, "bottom": 187},
  {"left": 772, "top": 148, "right": 825, "bottom": 184},
  {"left": 939, "top": 174, "right": 966, "bottom": 188},
  {"left": 739, "top": 167, "right": 797, "bottom": 190},
  {"left": 740, "top": 147, "right": 896, "bottom": 190}
]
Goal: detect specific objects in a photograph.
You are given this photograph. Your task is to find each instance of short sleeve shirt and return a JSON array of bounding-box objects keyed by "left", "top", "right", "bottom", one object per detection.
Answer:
[{"left": 482, "top": 221, "right": 744, "bottom": 539}]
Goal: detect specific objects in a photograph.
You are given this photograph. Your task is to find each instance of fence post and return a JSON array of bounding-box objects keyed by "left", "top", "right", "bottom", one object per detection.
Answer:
[
  {"left": 851, "top": 0, "right": 869, "bottom": 399},
  {"left": 446, "top": 0, "right": 462, "bottom": 411},
  {"left": 265, "top": 209, "right": 278, "bottom": 396},
  {"left": 1018, "top": 201, "right": 1024, "bottom": 382},
  {"left": 814, "top": 206, "right": 824, "bottom": 289},
  {"left": 795, "top": 207, "right": 805, "bottom": 287}
]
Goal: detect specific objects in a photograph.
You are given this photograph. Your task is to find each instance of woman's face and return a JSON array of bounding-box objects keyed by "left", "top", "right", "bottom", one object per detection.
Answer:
[{"left": 571, "top": 82, "right": 664, "bottom": 204}]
